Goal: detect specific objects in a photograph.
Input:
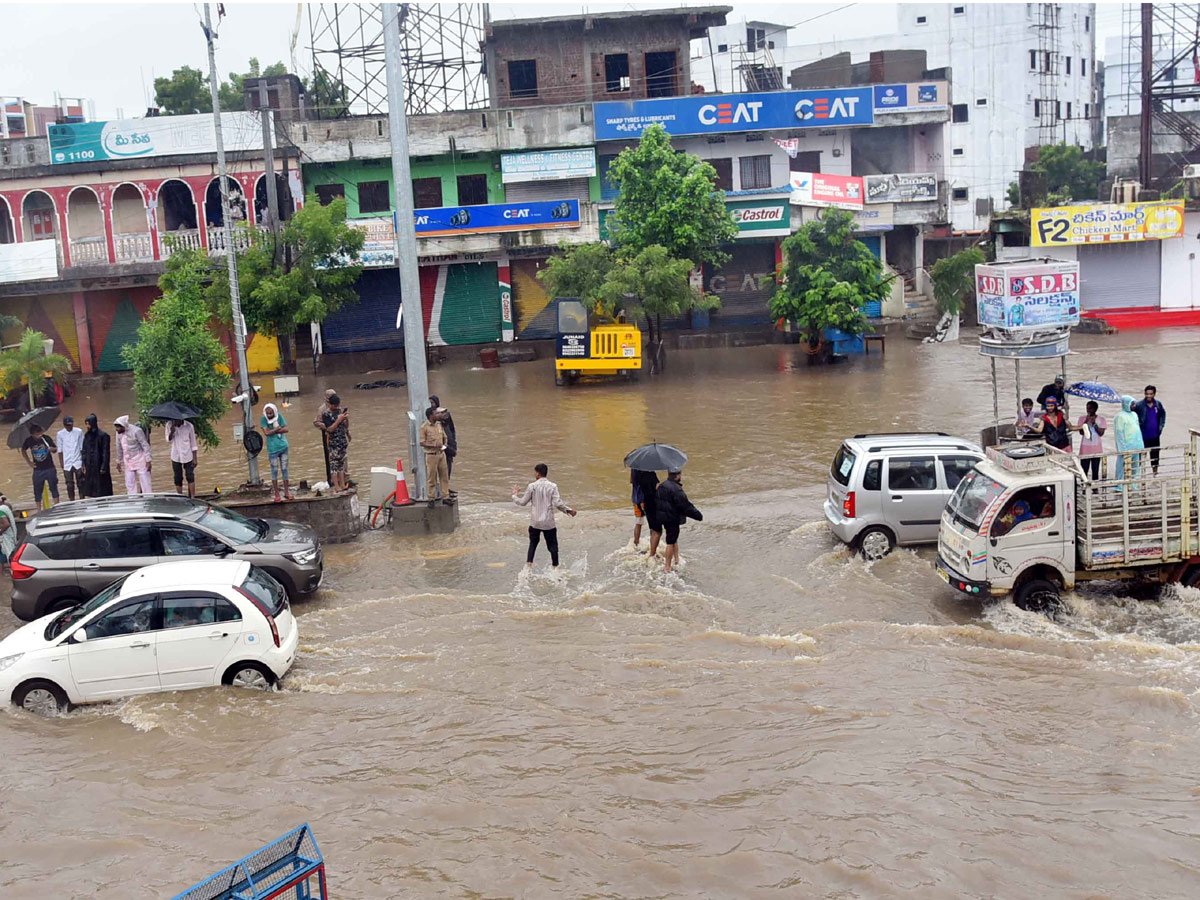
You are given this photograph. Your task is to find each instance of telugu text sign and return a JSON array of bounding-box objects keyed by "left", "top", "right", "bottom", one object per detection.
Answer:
[
  {"left": 47, "top": 112, "right": 266, "bottom": 164},
  {"left": 864, "top": 172, "right": 938, "bottom": 204},
  {"left": 975, "top": 262, "right": 1081, "bottom": 330},
  {"left": 1031, "top": 200, "right": 1185, "bottom": 246}
]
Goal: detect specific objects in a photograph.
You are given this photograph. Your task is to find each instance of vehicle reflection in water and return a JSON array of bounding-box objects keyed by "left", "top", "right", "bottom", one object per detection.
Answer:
[{"left": 2, "top": 330, "right": 1200, "bottom": 897}]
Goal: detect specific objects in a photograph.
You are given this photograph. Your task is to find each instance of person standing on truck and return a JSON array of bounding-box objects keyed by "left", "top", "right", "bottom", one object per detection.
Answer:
[
  {"left": 1133, "top": 385, "right": 1166, "bottom": 475},
  {"left": 1016, "top": 398, "right": 1039, "bottom": 437},
  {"left": 1114, "top": 395, "right": 1145, "bottom": 484},
  {"left": 1076, "top": 400, "right": 1107, "bottom": 480},
  {"left": 1030, "top": 395, "right": 1078, "bottom": 451},
  {"left": 1036, "top": 375, "right": 1068, "bottom": 414}
]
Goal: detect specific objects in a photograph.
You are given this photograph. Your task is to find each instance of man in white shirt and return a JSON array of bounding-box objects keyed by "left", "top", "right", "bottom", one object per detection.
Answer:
[
  {"left": 512, "top": 463, "right": 577, "bottom": 569},
  {"left": 55, "top": 416, "right": 85, "bottom": 500}
]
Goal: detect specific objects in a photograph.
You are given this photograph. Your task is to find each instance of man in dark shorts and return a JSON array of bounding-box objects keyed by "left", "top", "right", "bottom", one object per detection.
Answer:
[
  {"left": 654, "top": 469, "right": 703, "bottom": 574},
  {"left": 631, "top": 468, "right": 660, "bottom": 554},
  {"left": 21, "top": 424, "right": 60, "bottom": 507}
]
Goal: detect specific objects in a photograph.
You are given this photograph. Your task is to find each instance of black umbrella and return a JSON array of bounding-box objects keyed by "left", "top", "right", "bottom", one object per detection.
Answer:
[
  {"left": 148, "top": 400, "right": 202, "bottom": 421},
  {"left": 623, "top": 442, "right": 688, "bottom": 472},
  {"left": 7, "top": 406, "right": 60, "bottom": 449}
]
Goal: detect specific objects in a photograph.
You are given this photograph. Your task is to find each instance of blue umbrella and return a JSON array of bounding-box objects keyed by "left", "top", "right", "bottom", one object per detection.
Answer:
[{"left": 1065, "top": 380, "right": 1121, "bottom": 403}]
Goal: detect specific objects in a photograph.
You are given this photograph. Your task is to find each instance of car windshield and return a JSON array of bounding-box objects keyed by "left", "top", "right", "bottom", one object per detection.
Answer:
[
  {"left": 831, "top": 445, "right": 857, "bottom": 486},
  {"left": 45, "top": 576, "right": 128, "bottom": 640},
  {"left": 240, "top": 566, "right": 287, "bottom": 616},
  {"left": 946, "top": 470, "right": 1008, "bottom": 531},
  {"left": 196, "top": 505, "right": 264, "bottom": 544}
]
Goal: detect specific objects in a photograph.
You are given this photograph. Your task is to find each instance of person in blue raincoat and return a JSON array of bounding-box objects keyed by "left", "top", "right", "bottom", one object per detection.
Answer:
[{"left": 1113, "top": 395, "right": 1144, "bottom": 484}]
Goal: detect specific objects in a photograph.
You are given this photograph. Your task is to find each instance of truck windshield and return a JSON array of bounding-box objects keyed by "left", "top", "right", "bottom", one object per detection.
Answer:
[{"left": 946, "top": 470, "right": 1007, "bottom": 531}]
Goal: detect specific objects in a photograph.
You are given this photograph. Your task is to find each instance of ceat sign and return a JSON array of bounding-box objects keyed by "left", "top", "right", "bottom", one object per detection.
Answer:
[
  {"left": 699, "top": 101, "right": 764, "bottom": 126},
  {"left": 794, "top": 95, "right": 861, "bottom": 122}
]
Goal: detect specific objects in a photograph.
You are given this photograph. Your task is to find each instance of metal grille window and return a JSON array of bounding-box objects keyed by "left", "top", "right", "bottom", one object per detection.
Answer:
[
  {"left": 357, "top": 180, "right": 390, "bottom": 214},
  {"left": 456, "top": 174, "right": 488, "bottom": 206},
  {"left": 508, "top": 60, "right": 538, "bottom": 99},
  {"left": 412, "top": 177, "right": 443, "bottom": 209},
  {"left": 952, "top": 104, "right": 969, "bottom": 122},
  {"left": 315, "top": 184, "right": 345, "bottom": 206},
  {"left": 738, "top": 155, "right": 772, "bottom": 190},
  {"left": 709, "top": 158, "right": 733, "bottom": 191}
]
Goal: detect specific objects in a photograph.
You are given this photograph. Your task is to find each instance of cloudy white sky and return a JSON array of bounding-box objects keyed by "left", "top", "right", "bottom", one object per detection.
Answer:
[{"left": 1, "top": 1, "right": 1127, "bottom": 120}]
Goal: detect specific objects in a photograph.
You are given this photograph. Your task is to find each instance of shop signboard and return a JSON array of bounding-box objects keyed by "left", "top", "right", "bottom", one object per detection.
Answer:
[
  {"left": 789, "top": 172, "right": 864, "bottom": 210},
  {"left": 728, "top": 199, "right": 791, "bottom": 237},
  {"left": 347, "top": 216, "right": 397, "bottom": 267},
  {"left": 872, "top": 82, "right": 949, "bottom": 112},
  {"left": 414, "top": 200, "right": 580, "bottom": 237},
  {"left": 47, "top": 112, "right": 265, "bottom": 164},
  {"left": 594, "top": 87, "right": 873, "bottom": 140},
  {"left": 864, "top": 172, "right": 938, "bottom": 203},
  {"left": 1031, "top": 200, "right": 1185, "bottom": 246},
  {"left": 975, "top": 261, "right": 1081, "bottom": 330},
  {"left": 795, "top": 203, "right": 892, "bottom": 232},
  {"left": 501, "top": 148, "right": 595, "bottom": 183}
]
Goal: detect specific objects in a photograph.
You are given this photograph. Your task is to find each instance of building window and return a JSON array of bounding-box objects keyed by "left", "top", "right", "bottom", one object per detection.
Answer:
[
  {"left": 1085, "top": 14, "right": 1090, "bottom": 31},
  {"left": 717, "top": 43, "right": 728, "bottom": 52},
  {"left": 768, "top": 40, "right": 775, "bottom": 50},
  {"left": 952, "top": 187, "right": 969, "bottom": 201},
  {"left": 314, "top": 184, "right": 345, "bottom": 206},
  {"left": 1044, "top": 51, "right": 1052, "bottom": 73},
  {"left": 952, "top": 103, "right": 969, "bottom": 123},
  {"left": 708, "top": 158, "right": 733, "bottom": 192},
  {"left": 1056, "top": 100, "right": 1062, "bottom": 119},
  {"left": 1081, "top": 58, "right": 1087, "bottom": 77},
  {"left": 645, "top": 50, "right": 678, "bottom": 98},
  {"left": 1034, "top": 99, "right": 1041, "bottom": 118},
  {"left": 792, "top": 150, "right": 822, "bottom": 173},
  {"left": 975, "top": 98, "right": 988, "bottom": 107},
  {"left": 604, "top": 54, "right": 630, "bottom": 93},
  {"left": 953, "top": 5, "right": 965, "bottom": 13},
  {"left": 739, "top": 154, "right": 772, "bottom": 189},
  {"left": 507, "top": 59, "right": 538, "bottom": 99},
  {"left": 747, "top": 26, "right": 766, "bottom": 50},
  {"left": 1065, "top": 56, "right": 1072, "bottom": 75},
  {"left": 916, "top": 15, "right": 927, "bottom": 24},
  {"left": 1066, "top": 101, "right": 1073, "bottom": 119},
  {"left": 412, "top": 177, "right": 443, "bottom": 209},
  {"left": 357, "top": 180, "right": 390, "bottom": 213},
  {"left": 456, "top": 174, "right": 488, "bottom": 206},
  {"left": 1085, "top": 102, "right": 1090, "bottom": 118},
  {"left": 952, "top": 147, "right": 964, "bottom": 156},
  {"left": 1030, "top": 50, "right": 1037, "bottom": 71}
]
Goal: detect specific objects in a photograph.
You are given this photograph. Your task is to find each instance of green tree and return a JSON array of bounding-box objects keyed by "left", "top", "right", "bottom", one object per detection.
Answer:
[
  {"left": 220, "top": 58, "right": 288, "bottom": 111},
  {"left": 930, "top": 247, "right": 986, "bottom": 317},
  {"left": 0, "top": 329, "right": 72, "bottom": 408},
  {"left": 306, "top": 69, "right": 350, "bottom": 119},
  {"left": 606, "top": 123, "right": 738, "bottom": 267},
  {"left": 769, "top": 209, "right": 889, "bottom": 359},
  {"left": 124, "top": 254, "right": 230, "bottom": 446},
  {"left": 154, "top": 65, "right": 211, "bottom": 115},
  {"left": 1033, "top": 143, "right": 1105, "bottom": 204},
  {"left": 536, "top": 243, "right": 618, "bottom": 315},
  {"left": 164, "top": 196, "right": 364, "bottom": 371},
  {"left": 607, "top": 245, "right": 716, "bottom": 350}
]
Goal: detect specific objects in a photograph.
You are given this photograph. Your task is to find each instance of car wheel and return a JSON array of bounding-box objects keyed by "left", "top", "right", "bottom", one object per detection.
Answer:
[
  {"left": 1015, "top": 577, "right": 1061, "bottom": 614},
  {"left": 223, "top": 661, "right": 277, "bottom": 691},
  {"left": 45, "top": 596, "right": 80, "bottom": 615},
  {"left": 858, "top": 526, "right": 895, "bottom": 561},
  {"left": 13, "top": 680, "right": 69, "bottom": 716}
]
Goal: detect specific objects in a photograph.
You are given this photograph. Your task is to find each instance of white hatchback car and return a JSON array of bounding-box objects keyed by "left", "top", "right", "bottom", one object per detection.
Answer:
[{"left": 0, "top": 558, "right": 299, "bottom": 716}]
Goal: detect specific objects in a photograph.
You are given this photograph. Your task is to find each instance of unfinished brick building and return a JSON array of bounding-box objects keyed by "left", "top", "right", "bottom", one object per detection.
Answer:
[{"left": 484, "top": 6, "right": 730, "bottom": 108}]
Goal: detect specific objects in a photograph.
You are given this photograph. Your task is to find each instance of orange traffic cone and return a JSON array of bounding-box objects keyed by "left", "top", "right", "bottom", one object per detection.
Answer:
[{"left": 394, "top": 457, "right": 414, "bottom": 506}]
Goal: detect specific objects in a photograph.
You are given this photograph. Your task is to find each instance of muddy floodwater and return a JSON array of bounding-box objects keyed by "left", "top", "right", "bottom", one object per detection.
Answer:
[{"left": 3, "top": 330, "right": 1200, "bottom": 898}]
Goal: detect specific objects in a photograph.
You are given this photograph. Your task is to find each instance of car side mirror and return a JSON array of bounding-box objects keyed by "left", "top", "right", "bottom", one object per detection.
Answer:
[
  {"left": 990, "top": 537, "right": 998, "bottom": 547},
  {"left": 71, "top": 629, "right": 89, "bottom": 643}
]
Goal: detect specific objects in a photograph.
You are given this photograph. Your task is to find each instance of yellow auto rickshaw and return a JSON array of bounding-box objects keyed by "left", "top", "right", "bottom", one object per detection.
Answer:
[{"left": 554, "top": 298, "right": 642, "bottom": 386}]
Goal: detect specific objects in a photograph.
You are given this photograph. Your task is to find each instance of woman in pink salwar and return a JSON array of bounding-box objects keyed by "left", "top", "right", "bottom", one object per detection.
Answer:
[{"left": 114, "top": 415, "right": 153, "bottom": 494}]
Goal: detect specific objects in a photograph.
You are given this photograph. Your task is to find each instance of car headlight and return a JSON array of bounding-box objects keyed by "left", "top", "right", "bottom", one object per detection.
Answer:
[
  {"left": 288, "top": 546, "right": 319, "bottom": 566},
  {"left": 0, "top": 653, "right": 24, "bottom": 673}
]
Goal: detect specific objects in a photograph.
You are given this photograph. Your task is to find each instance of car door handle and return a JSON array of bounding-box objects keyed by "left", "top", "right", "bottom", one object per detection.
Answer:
[
  {"left": 1048, "top": 531, "right": 1060, "bottom": 536},
  {"left": 209, "top": 631, "right": 229, "bottom": 639},
  {"left": 81, "top": 563, "right": 101, "bottom": 570},
  {"left": 891, "top": 495, "right": 904, "bottom": 501},
  {"left": 130, "top": 641, "right": 151, "bottom": 649}
]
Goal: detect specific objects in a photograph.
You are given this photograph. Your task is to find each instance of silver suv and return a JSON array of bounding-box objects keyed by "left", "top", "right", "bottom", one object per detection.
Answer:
[
  {"left": 824, "top": 433, "right": 984, "bottom": 560},
  {"left": 10, "top": 495, "right": 323, "bottom": 621}
]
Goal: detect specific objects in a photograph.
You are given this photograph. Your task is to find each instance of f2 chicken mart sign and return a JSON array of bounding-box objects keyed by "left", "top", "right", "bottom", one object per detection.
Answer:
[{"left": 1031, "top": 200, "right": 1185, "bottom": 246}]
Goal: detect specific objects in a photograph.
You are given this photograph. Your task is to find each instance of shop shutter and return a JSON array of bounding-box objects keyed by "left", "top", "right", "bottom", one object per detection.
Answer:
[
  {"left": 1078, "top": 242, "right": 1162, "bottom": 311},
  {"left": 512, "top": 258, "right": 557, "bottom": 339},
  {"left": 860, "top": 235, "right": 882, "bottom": 259},
  {"left": 321, "top": 269, "right": 406, "bottom": 353},
  {"left": 504, "top": 177, "right": 590, "bottom": 204},
  {"left": 429, "top": 261, "right": 501, "bottom": 346},
  {"left": 95, "top": 295, "right": 144, "bottom": 372},
  {"left": 704, "top": 242, "right": 776, "bottom": 327}
]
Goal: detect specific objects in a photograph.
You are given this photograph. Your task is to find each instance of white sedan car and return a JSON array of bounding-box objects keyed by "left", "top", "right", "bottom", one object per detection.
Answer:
[{"left": 0, "top": 558, "right": 299, "bottom": 716}]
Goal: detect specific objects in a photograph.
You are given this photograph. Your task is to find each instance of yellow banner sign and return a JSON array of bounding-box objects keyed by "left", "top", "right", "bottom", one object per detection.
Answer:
[{"left": 1031, "top": 200, "right": 1185, "bottom": 246}]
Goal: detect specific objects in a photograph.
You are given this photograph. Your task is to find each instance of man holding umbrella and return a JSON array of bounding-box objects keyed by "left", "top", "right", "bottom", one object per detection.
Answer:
[
  {"left": 149, "top": 401, "right": 201, "bottom": 497},
  {"left": 624, "top": 442, "right": 696, "bottom": 568}
]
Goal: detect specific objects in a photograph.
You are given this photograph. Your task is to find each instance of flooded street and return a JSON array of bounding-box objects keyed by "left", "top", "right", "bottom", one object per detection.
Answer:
[{"left": 3, "top": 331, "right": 1200, "bottom": 898}]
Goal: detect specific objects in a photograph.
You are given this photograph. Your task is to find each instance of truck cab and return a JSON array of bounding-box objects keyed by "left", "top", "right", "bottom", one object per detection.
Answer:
[{"left": 554, "top": 298, "right": 642, "bottom": 386}]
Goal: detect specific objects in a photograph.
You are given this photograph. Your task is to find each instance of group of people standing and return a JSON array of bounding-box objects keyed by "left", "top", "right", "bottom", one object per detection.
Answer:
[{"left": 1016, "top": 375, "right": 1168, "bottom": 478}]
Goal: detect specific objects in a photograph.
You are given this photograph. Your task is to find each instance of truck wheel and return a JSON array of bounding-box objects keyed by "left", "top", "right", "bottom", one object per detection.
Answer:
[
  {"left": 1181, "top": 567, "right": 1200, "bottom": 589},
  {"left": 1014, "top": 578, "right": 1061, "bottom": 614},
  {"left": 857, "top": 526, "right": 894, "bottom": 561},
  {"left": 555, "top": 373, "right": 565, "bottom": 387}
]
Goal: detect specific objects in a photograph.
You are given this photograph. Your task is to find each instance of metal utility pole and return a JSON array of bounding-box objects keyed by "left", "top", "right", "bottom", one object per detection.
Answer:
[
  {"left": 383, "top": 2, "right": 429, "bottom": 498},
  {"left": 204, "top": 3, "right": 260, "bottom": 485},
  {"left": 257, "top": 81, "right": 282, "bottom": 258},
  {"left": 1139, "top": 2, "right": 1154, "bottom": 189}
]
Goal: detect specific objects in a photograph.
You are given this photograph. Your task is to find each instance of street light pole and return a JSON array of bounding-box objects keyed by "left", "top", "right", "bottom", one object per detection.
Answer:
[
  {"left": 383, "top": 2, "right": 429, "bottom": 499},
  {"left": 203, "top": 2, "right": 260, "bottom": 485}
]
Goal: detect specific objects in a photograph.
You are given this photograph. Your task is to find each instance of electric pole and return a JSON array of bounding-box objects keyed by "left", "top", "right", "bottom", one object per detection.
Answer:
[
  {"left": 383, "top": 2, "right": 429, "bottom": 498},
  {"left": 204, "top": 2, "right": 260, "bottom": 485},
  {"left": 1139, "top": 2, "right": 1154, "bottom": 190},
  {"left": 258, "top": 80, "right": 282, "bottom": 260}
]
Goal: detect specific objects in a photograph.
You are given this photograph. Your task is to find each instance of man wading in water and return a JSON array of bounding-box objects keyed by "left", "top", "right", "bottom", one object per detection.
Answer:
[{"left": 513, "top": 463, "right": 576, "bottom": 569}]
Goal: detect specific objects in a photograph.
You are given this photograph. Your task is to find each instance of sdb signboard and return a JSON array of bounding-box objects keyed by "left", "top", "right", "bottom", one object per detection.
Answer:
[
  {"left": 975, "top": 262, "right": 1081, "bottom": 330},
  {"left": 593, "top": 88, "right": 874, "bottom": 140}
]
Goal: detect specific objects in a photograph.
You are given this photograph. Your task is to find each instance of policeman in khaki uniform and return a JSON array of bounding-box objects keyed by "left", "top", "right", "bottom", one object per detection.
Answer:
[{"left": 419, "top": 407, "right": 454, "bottom": 507}]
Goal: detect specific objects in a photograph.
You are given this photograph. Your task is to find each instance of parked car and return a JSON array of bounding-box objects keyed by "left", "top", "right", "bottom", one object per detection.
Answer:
[
  {"left": 824, "top": 432, "right": 985, "bottom": 560},
  {"left": 9, "top": 494, "right": 322, "bottom": 621},
  {"left": 0, "top": 559, "right": 299, "bottom": 715}
]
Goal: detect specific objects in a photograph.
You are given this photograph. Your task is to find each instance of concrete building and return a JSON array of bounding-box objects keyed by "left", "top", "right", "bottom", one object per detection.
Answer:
[
  {"left": 2, "top": 96, "right": 93, "bottom": 139},
  {"left": 693, "top": 3, "right": 1099, "bottom": 233}
]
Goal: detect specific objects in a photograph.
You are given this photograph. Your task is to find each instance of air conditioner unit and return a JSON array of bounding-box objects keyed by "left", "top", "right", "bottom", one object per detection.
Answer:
[{"left": 1184, "top": 164, "right": 1200, "bottom": 179}]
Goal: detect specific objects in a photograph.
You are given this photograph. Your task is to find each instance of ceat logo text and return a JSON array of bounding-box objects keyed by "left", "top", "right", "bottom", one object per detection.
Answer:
[
  {"left": 795, "top": 95, "right": 861, "bottom": 121},
  {"left": 698, "top": 101, "right": 763, "bottom": 126}
]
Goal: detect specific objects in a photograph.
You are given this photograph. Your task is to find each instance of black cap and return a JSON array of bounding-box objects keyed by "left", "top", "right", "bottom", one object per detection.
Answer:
[{"left": 63, "top": 415, "right": 74, "bottom": 425}]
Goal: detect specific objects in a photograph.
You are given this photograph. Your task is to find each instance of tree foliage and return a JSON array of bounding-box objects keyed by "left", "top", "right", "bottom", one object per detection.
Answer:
[
  {"left": 124, "top": 254, "right": 230, "bottom": 446},
  {"left": 219, "top": 58, "right": 288, "bottom": 111},
  {"left": 930, "top": 247, "right": 986, "bottom": 316},
  {"left": 606, "top": 124, "right": 738, "bottom": 268},
  {"left": 769, "top": 209, "right": 889, "bottom": 348},
  {"left": 154, "top": 59, "right": 288, "bottom": 115},
  {"left": 306, "top": 69, "right": 350, "bottom": 119},
  {"left": 1033, "top": 143, "right": 1105, "bottom": 204},
  {"left": 0, "top": 329, "right": 72, "bottom": 407},
  {"left": 537, "top": 243, "right": 619, "bottom": 315},
  {"left": 607, "top": 246, "right": 717, "bottom": 323}
]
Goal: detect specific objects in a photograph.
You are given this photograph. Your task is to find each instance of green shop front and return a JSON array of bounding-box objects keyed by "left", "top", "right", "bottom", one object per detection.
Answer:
[{"left": 702, "top": 193, "right": 791, "bottom": 328}]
